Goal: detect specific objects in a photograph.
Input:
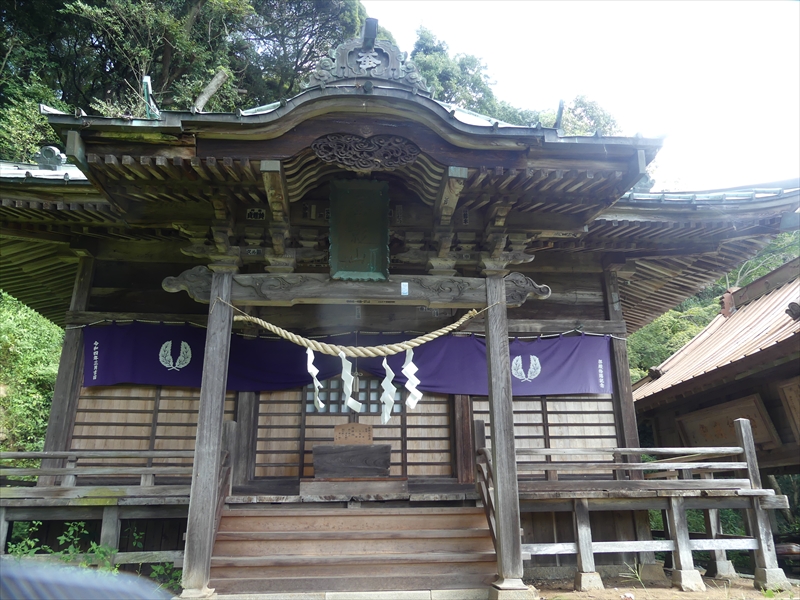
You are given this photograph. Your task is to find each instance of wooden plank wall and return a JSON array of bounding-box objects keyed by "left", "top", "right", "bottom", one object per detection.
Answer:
[
  {"left": 254, "top": 390, "right": 303, "bottom": 478},
  {"left": 473, "top": 394, "right": 631, "bottom": 566},
  {"left": 253, "top": 387, "right": 452, "bottom": 479},
  {"left": 406, "top": 394, "right": 452, "bottom": 477},
  {"left": 71, "top": 386, "right": 235, "bottom": 466},
  {"left": 472, "top": 395, "right": 618, "bottom": 473}
]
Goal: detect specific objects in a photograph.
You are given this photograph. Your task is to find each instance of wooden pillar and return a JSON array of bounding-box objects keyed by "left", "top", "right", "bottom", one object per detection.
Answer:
[
  {"left": 40, "top": 257, "right": 94, "bottom": 485},
  {"left": 602, "top": 272, "right": 639, "bottom": 450},
  {"left": 181, "top": 266, "right": 236, "bottom": 597},
  {"left": 697, "top": 472, "right": 735, "bottom": 578},
  {"left": 573, "top": 498, "right": 604, "bottom": 590},
  {"left": 232, "top": 391, "right": 258, "bottom": 487},
  {"left": 665, "top": 496, "right": 705, "bottom": 591},
  {"left": 734, "top": 419, "right": 789, "bottom": 590},
  {"left": 100, "top": 505, "right": 121, "bottom": 549},
  {"left": 454, "top": 394, "right": 475, "bottom": 484},
  {"left": 484, "top": 275, "right": 526, "bottom": 591}
]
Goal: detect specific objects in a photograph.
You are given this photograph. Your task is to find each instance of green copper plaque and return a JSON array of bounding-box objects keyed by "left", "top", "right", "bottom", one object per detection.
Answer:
[{"left": 329, "top": 180, "right": 389, "bottom": 281}]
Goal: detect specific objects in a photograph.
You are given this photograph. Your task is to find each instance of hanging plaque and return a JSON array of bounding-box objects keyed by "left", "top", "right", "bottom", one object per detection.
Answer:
[{"left": 329, "top": 180, "right": 389, "bottom": 281}]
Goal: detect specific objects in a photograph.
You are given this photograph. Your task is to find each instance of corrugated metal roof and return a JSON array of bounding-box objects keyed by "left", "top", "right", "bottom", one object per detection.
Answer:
[{"left": 633, "top": 268, "right": 800, "bottom": 401}]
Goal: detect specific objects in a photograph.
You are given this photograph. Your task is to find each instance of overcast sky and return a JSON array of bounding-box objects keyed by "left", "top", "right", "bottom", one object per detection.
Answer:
[{"left": 361, "top": 1, "right": 800, "bottom": 192}]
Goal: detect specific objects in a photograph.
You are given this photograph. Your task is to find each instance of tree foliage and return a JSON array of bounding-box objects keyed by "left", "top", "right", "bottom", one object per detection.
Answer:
[
  {"left": 0, "top": 292, "right": 64, "bottom": 451},
  {"left": 0, "top": 0, "right": 364, "bottom": 125}
]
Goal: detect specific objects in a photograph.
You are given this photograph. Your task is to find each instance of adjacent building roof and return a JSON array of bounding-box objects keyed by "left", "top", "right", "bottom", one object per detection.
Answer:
[{"left": 634, "top": 257, "right": 800, "bottom": 406}]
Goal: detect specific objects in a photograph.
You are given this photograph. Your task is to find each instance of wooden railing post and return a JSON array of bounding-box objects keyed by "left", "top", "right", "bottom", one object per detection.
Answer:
[
  {"left": 734, "top": 418, "right": 789, "bottom": 590},
  {"left": 484, "top": 275, "right": 529, "bottom": 595},
  {"left": 474, "top": 419, "right": 486, "bottom": 451},
  {"left": 181, "top": 266, "right": 236, "bottom": 598},
  {"left": 701, "top": 472, "right": 736, "bottom": 578},
  {"left": 665, "top": 496, "right": 705, "bottom": 591},
  {"left": 0, "top": 507, "right": 8, "bottom": 555}
]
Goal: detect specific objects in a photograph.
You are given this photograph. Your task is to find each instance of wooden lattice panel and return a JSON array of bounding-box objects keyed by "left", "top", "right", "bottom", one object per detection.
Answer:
[
  {"left": 254, "top": 390, "right": 303, "bottom": 478},
  {"left": 406, "top": 394, "right": 452, "bottom": 477},
  {"left": 473, "top": 395, "right": 617, "bottom": 477},
  {"left": 71, "top": 385, "right": 234, "bottom": 466}
]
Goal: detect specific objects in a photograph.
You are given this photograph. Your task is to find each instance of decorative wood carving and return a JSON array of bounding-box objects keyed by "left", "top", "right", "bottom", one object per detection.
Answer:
[
  {"left": 305, "top": 37, "right": 430, "bottom": 95},
  {"left": 311, "top": 134, "right": 420, "bottom": 173},
  {"left": 163, "top": 266, "right": 551, "bottom": 308}
]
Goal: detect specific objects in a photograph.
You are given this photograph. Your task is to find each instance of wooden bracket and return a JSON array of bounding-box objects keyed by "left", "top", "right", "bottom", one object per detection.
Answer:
[{"left": 433, "top": 166, "right": 467, "bottom": 227}]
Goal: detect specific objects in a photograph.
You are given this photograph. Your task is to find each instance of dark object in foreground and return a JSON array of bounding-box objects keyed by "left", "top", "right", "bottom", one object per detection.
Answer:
[{"left": 0, "top": 561, "right": 172, "bottom": 600}]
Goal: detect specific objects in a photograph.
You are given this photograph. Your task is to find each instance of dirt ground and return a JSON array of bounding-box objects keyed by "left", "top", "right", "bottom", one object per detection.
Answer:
[{"left": 529, "top": 576, "right": 799, "bottom": 600}]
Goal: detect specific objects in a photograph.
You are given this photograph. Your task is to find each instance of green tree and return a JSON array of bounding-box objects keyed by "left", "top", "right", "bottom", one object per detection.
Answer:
[
  {"left": 246, "top": 0, "right": 365, "bottom": 102},
  {"left": 0, "top": 292, "right": 64, "bottom": 451}
]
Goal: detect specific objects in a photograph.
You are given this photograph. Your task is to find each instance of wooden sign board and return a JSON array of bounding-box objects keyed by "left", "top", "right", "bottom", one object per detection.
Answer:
[
  {"left": 777, "top": 376, "right": 800, "bottom": 444},
  {"left": 676, "top": 394, "right": 782, "bottom": 449},
  {"left": 334, "top": 423, "right": 373, "bottom": 445}
]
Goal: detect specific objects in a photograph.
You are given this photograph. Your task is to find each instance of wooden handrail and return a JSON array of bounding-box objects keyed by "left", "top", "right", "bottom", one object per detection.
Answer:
[
  {"left": 515, "top": 447, "right": 742, "bottom": 456},
  {"left": 474, "top": 445, "right": 497, "bottom": 549},
  {"left": 1, "top": 451, "right": 195, "bottom": 460},
  {"left": 1, "top": 450, "right": 196, "bottom": 489}
]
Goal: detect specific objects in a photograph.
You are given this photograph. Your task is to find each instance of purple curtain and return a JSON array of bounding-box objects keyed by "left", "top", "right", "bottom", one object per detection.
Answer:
[{"left": 84, "top": 322, "right": 613, "bottom": 395}]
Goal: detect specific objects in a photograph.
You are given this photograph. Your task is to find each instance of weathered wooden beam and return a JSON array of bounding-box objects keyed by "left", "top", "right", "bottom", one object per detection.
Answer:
[
  {"left": 603, "top": 271, "right": 640, "bottom": 457},
  {"left": 39, "top": 257, "right": 94, "bottom": 486},
  {"left": 66, "top": 131, "right": 129, "bottom": 214},
  {"left": 163, "top": 266, "right": 551, "bottom": 309},
  {"left": 484, "top": 275, "right": 525, "bottom": 590},
  {"left": 433, "top": 166, "right": 468, "bottom": 229},
  {"left": 463, "top": 319, "right": 626, "bottom": 334},
  {"left": 65, "top": 311, "right": 207, "bottom": 326},
  {"left": 182, "top": 266, "right": 236, "bottom": 596}
]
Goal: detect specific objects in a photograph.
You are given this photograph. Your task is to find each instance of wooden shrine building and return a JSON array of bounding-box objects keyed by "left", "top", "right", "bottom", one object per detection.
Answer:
[{"left": 2, "top": 21, "right": 799, "bottom": 598}]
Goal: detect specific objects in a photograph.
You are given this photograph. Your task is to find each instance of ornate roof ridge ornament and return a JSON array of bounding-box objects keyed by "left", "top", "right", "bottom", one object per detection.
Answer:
[{"left": 305, "top": 18, "right": 431, "bottom": 96}]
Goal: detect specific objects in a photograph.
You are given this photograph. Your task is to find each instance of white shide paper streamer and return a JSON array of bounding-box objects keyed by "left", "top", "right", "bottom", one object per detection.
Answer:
[
  {"left": 380, "top": 357, "right": 396, "bottom": 424},
  {"left": 402, "top": 348, "right": 422, "bottom": 409},
  {"left": 339, "top": 351, "right": 362, "bottom": 412},
  {"left": 306, "top": 348, "right": 324, "bottom": 410}
]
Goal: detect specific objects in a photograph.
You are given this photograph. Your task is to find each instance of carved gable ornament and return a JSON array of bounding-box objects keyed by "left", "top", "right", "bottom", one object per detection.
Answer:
[
  {"left": 305, "top": 38, "right": 431, "bottom": 95},
  {"left": 312, "top": 133, "right": 420, "bottom": 173}
]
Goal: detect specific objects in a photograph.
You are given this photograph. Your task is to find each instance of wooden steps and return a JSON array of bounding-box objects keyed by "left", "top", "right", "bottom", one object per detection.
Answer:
[{"left": 209, "top": 505, "right": 497, "bottom": 594}]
